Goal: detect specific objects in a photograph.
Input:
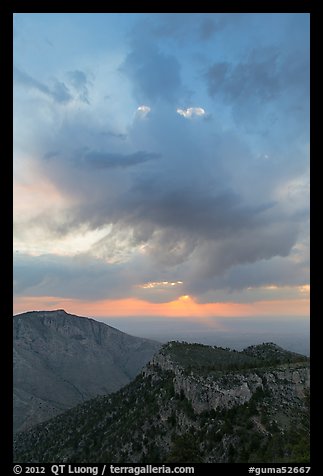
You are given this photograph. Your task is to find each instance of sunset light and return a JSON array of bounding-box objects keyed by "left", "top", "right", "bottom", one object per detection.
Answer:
[{"left": 13, "top": 13, "right": 309, "bottom": 332}]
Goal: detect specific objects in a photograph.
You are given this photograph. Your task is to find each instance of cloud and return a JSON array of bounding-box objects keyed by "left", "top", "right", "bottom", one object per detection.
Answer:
[
  {"left": 13, "top": 252, "right": 130, "bottom": 300},
  {"left": 14, "top": 66, "right": 94, "bottom": 106},
  {"left": 13, "top": 14, "right": 309, "bottom": 307},
  {"left": 14, "top": 66, "right": 72, "bottom": 104},
  {"left": 121, "top": 43, "right": 183, "bottom": 104},
  {"left": 136, "top": 105, "right": 151, "bottom": 118},
  {"left": 205, "top": 45, "right": 309, "bottom": 135},
  {"left": 43, "top": 150, "right": 60, "bottom": 160},
  {"left": 141, "top": 13, "right": 242, "bottom": 44},
  {"left": 199, "top": 17, "right": 218, "bottom": 40},
  {"left": 14, "top": 99, "right": 307, "bottom": 302},
  {"left": 199, "top": 17, "right": 219, "bottom": 40},
  {"left": 67, "top": 70, "right": 92, "bottom": 104},
  {"left": 206, "top": 48, "right": 282, "bottom": 101},
  {"left": 76, "top": 149, "right": 160, "bottom": 169},
  {"left": 14, "top": 66, "right": 51, "bottom": 96},
  {"left": 51, "top": 79, "right": 73, "bottom": 103},
  {"left": 100, "top": 131, "right": 127, "bottom": 140},
  {"left": 13, "top": 229, "right": 308, "bottom": 305},
  {"left": 191, "top": 251, "right": 310, "bottom": 304},
  {"left": 176, "top": 107, "right": 205, "bottom": 118},
  {"left": 139, "top": 281, "right": 183, "bottom": 289}
]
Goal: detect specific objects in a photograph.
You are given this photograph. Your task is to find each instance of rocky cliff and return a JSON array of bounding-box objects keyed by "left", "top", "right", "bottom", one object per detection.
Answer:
[{"left": 144, "top": 343, "right": 309, "bottom": 414}]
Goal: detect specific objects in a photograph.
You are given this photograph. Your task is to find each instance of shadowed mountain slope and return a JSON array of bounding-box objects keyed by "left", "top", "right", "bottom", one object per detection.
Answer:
[{"left": 13, "top": 310, "right": 161, "bottom": 433}]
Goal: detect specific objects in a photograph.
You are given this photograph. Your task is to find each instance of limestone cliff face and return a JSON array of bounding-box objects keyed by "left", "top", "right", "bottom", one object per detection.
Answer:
[
  {"left": 13, "top": 310, "right": 161, "bottom": 433},
  {"left": 144, "top": 349, "right": 310, "bottom": 414}
]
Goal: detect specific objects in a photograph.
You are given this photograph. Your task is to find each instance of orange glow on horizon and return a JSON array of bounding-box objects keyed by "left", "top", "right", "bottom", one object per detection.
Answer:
[{"left": 13, "top": 294, "right": 310, "bottom": 319}]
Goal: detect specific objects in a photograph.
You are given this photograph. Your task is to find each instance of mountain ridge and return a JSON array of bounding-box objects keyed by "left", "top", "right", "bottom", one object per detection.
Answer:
[
  {"left": 13, "top": 309, "right": 161, "bottom": 433},
  {"left": 14, "top": 341, "right": 309, "bottom": 463}
]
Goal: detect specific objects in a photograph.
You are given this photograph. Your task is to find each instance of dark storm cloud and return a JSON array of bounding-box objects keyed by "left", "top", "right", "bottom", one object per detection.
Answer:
[
  {"left": 76, "top": 149, "right": 161, "bottom": 169},
  {"left": 118, "top": 181, "right": 274, "bottom": 242},
  {"left": 12, "top": 208, "right": 304, "bottom": 304},
  {"left": 100, "top": 131, "right": 127, "bottom": 141},
  {"left": 188, "top": 253, "right": 310, "bottom": 304},
  {"left": 22, "top": 100, "right": 305, "bottom": 289},
  {"left": 224, "top": 255, "right": 310, "bottom": 291},
  {"left": 184, "top": 220, "right": 300, "bottom": 290}
]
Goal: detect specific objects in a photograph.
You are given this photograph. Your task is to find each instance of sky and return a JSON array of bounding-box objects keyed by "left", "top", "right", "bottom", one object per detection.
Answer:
[{"left": 13, "top": 13, "right": 310, "bottom": 344}]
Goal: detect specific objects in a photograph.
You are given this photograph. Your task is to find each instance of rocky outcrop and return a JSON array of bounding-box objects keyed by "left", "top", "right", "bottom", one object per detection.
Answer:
[
  {"left": 13, "top": 310, "right": 161, "bottom": 433},
  {"left": 144, "top": 350, "right": 309, "bottom": 414}
]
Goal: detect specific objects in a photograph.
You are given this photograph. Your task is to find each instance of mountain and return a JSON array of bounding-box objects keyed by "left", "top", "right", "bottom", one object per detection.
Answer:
[
  {"left": 14, "top": 341, "right": 310, "bottom": 463},
  {"left": 13, "top": 310, "right": 161, "bottom": 433}
]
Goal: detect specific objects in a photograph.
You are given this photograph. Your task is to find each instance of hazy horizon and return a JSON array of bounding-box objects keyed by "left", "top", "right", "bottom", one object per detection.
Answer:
[
  {"left": 94, "top": 314, "right": 310, "bottom": 356},
  {"left": 13, "top": 308, "right": 310, "bottom": 356}
]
